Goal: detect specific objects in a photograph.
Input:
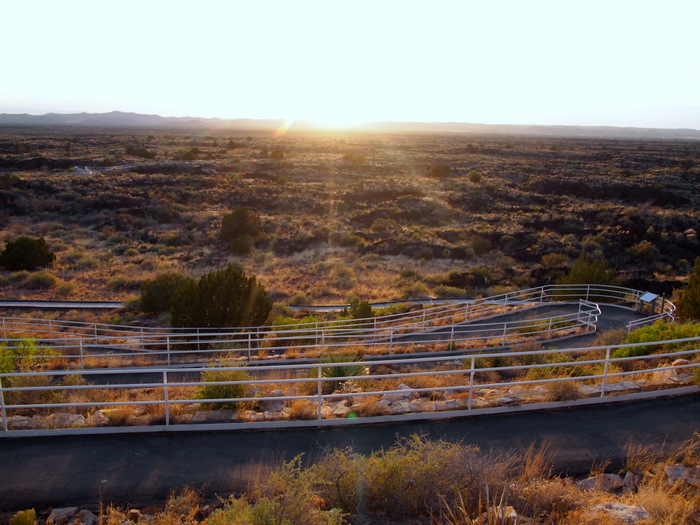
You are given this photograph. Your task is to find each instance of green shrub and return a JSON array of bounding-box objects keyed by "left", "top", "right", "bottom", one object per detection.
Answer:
[
  {"left": 140, "top": 272, "right": 194, "bottom": 315},
  {"left": 170, "top": 264, "right": 272, "bottom": 328},
  {"left": 556, "top": 252, "right": 618, "bottom": 288},
  {"left": 317, "top": 354, "right": 367, "bottom": 393},
  {"left": 0, "top": 338, "right": 54, "bottom": 373},
  {"left": 613, "top": 320, "right": 700, "bottom": 358},
  {"left": 229, "top": 234, "right": 253, "bottom": 255},
  {"left": 220, "top": 207, "right": 262, "bottom": 252},
  {"left": 197, "top": 365, "right": 253, "bottom": 409},
  {"left": 677, "top": 257, "right": 700, "bottom": 320},
  {"left": 271, "top": 314, "right": 320, "bottom": 347},
  {"left": 467, "top": 170, "right": 482, "bottom": 183},
  {"left": 349, "top": 298, "right": 373, "bottom": 319},
  {"left": 0, "top": 236, "right": 56, "bottom": 271}
]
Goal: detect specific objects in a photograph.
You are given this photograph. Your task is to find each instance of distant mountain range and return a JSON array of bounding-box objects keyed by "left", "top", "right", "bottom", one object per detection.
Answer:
[{"left": 1, "top": 110, "right": 699, "bottom": 140}]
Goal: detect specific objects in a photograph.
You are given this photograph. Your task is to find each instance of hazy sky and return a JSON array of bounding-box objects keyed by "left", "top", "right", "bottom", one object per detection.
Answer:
[{"left": 2, "top": 0, "right": 699, "bottom": 129}]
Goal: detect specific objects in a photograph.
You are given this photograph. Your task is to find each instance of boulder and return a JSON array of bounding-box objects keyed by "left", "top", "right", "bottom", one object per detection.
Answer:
[
  {"left": 590, "top": 502, "right": 650, "bottom": 524},
  {"left": 77, "top": 509, "right": 98, "bottom": 525},
  {"left": 260, "top": 390, "right": 287, "bottom": 412},
  {"left": 47, "top": 507, "right": 78, "bottom": 525},
  {"left": 89, "top": 410, "right": 110, "bottom": 427},
  {"left": 381, "top": 384, "right": 415, "bottom": 402},
  {"left": 623, "top": 471, "right": 640, "bottom": 492},
  {"left": 46, "top": 413, "right": 86, "bottom": 429},
  {"left": 665, "top": 463, "right": 689, "bottom": 481},
  {"left": 653, "top": 359, "right": 691, "bottom": 381},
  {"left": 577, "top": 473, "right": 624, "bottom": 492},
  {"left": 191, "top": 409, "right": 236, "bottom": 423}
]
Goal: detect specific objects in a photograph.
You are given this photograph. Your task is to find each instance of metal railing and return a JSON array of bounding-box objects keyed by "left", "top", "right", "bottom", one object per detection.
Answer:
[
  {"left": 0, "top": 284, "right": 672, "bottom": 370},
  {"left": 0, "top": 335, "right": 697, "bottom": 435}
]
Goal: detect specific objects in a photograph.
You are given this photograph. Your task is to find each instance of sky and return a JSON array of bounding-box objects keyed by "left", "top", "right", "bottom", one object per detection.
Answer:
[{"left": 2, "top": 0, "right": 699, "bottom": 129}]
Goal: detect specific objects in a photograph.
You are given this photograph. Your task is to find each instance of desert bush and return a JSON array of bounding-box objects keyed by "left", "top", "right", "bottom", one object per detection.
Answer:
[
  {"left": 330, "top": 264, "right": 355, "bottom": 290},
  {"left": 433, "top": 284, "right": 465, "bottom": 298},
  {"left": 429, "top": 164, "right": 452, "bottom": 177},
  {"left": 9, "top": 509, "right": 36, "bottom": 525},
  {"left": 677, "top": 256, "right": 700, "bottom": 320},
  {"left": 348, "top": 297, "right": 373, "bottom": 319},
  {"left": 125, "top": 145, "right": 156, "bottom": 159},
  {"left": 467, "top": 170, "right": 482, "bottom": 183},
  {"left": 270, "top": 314, "right": 320, "bottom": 347},
  {"left": 170, "top": 264, "right": 272, "bottom": 328},
  {"left": 220, "top": 207, "right": 262, "bottom": 255},
  {"left": 613, "top": 320, "right": 700, "bottom": 358},
  {"left": 307, "top": 435, "right": 516, "bottom": 521},
  {"left": 556, "top": 252, "right": 618, "bottom": 287},
  {"left": 0, "top": 338, "right": 55, "bottom": 373},
  {"left": 209, "top": 457, "right": 345, "bottom": 525},
  {"left": 0, "top": 236, "right": 56, "bottom": 271},
  {"left": 24, "top": 270, "right": 60, "bottom": 290},
  {"left": 140, "top": 272, "right": 194, "bottom": 315},
  {"left": 545, "top": 380, "right": 581, "bottom": 401},
  {"left": 316, "top": 354, "right": 367, "bottom": 393},
  {"left": 196, "top": 364, "right": 253, "bottom": 410}
]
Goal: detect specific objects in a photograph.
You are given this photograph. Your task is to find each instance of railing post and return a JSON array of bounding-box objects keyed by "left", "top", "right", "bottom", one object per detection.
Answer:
[
  {"left": 321, "top": 330, "right": 325, "bottom": 356},
  {"left": 468, "top": 357, "right": 475, "bottom": 410},
  {"left": 317, "top": 365, "right": 323, "bottom": 420},
  {"left": 197, "top": 328, "right": 201, "bottom": 352},
  {"left": 389, "top": 330, "right": 394, "bottom": 354},
  {"left": 450, "top": 326, "right": 455, "bottom": 347},
  {"left": 2, "top": 318, "right": 6, "bottom": 338},
  {"left": 601, "top": 347, "right": 611, "bottom": 398},
  {"left": 163, "top": 370, "right": 170, "bottom": 426},
  {"left": 586, "top": 284, "right": 590, "bottom": 302},
  {"left": 167, "top": 336, "right": 171, "bottom": 366},
  {"left": 547, "top": 318, "right": 553, "bottom": 339},
  {"left": 502, "top": 323, "right": 507, "bottom": 346},
  {"left": 79, "top": 340, "right": 85, "bottom": 370},
  {"left": 0, "top": 377, "right": 7, "bottom": 432}
]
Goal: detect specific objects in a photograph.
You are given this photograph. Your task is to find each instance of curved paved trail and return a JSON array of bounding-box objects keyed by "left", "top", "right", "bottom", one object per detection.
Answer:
[{"left": 0, "top": 392, "right": 698, "bottom": 511}]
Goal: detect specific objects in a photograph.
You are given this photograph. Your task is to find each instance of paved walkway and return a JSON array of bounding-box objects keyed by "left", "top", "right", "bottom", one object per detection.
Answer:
[{"left": 0, "top": 392, "right": 698, "bottom": 511}]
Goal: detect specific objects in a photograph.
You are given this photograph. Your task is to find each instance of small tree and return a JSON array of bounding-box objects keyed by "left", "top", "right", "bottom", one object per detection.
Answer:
[
  {"left": 170, "top": 264, "right": 272, "bottom": 328},
  {"left": 0, "top": 236, "right": 56, "bottom": 271},
  {"left": 140, "top": 272, "right": 194, "bottom": 315},
  {"left": 677, "top": 257, "right": 700, "bottom": 320},
  {"left": 429, "top": 164, "right": 452, "bottom": 177},
  {"left": 349, "top": 297, "right": 373, "bottom": 319},
  {"left": 220, "top": 207, "right": 262, "bottom": 254},
  {"left": 556, "top": 252, "right": 618, "bottom": 286}
]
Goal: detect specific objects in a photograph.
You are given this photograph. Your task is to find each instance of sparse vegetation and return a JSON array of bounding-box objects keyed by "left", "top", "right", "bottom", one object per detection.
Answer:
[{"left": 19, "top": 433, "right": 699, "bottom": 524}]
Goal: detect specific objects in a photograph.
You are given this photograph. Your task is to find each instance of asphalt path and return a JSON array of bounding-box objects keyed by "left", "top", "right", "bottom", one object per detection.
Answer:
[{"left": 0, "top": 392, "right": 698, "bottom": 512}]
